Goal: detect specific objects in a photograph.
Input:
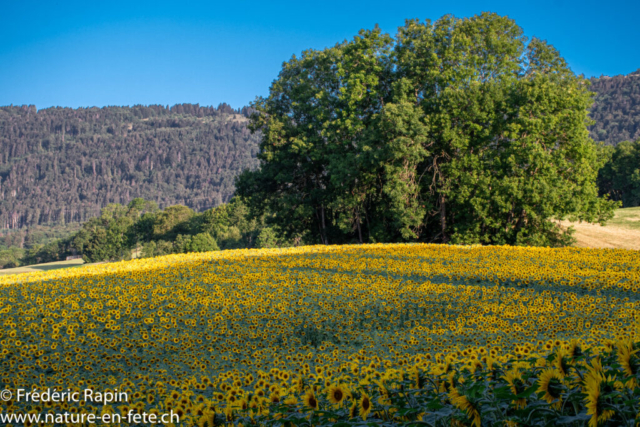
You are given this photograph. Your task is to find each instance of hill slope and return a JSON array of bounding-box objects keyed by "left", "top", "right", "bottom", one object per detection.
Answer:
[
  {"left": 588, "top": 69, "right": 640, "bottom": 145},
  {"left": 0, "top": 103, "right": 260, "bottom": 230},
  {"left": 0, "top": 244, "right": 637, "bottom": 425}
]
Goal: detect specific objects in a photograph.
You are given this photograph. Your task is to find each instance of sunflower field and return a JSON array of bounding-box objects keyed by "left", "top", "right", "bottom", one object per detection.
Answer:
[{"left": 0, "top": 244, "right": 639, "bottom": 426}]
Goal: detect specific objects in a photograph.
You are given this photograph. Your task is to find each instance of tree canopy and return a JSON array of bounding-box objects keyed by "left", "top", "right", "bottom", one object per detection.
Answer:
[
  {"left": 598, "top": 139, "right": 640, "bottom": 207},
  {"left": 237, "top": 13, "right": 617, "bottom": 247}
]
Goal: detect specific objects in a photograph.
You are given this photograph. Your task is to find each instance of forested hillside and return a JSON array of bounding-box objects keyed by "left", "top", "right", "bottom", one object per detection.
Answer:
[
  {"left": 0, "top": 103, "right": 259, "bottom": 230},
  {"left": 589, "top": 69, "right": 640, "bottom": 145},
  {"left": 1, "top": 69, "right": 639, "bottom": 233}
]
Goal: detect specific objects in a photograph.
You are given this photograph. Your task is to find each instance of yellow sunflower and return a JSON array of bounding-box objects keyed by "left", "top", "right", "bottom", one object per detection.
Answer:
[
  {"left": 448, "top": 386, "right": 481, "bottom": 427},
  {"left": 348, "top": 400, "right": 358, "bottom": 419},
  {"left": 224, "top": 406, "right": 234, "bottom": 422},
  {"left": 586, "top": 357, "right": 604, "bottom": 379},
  {"left": 538, "top": 369, "right": 564, "bottom": 409},
  {"left": 584, "top": 375, "right": 615, "bottom": 427},
  {"left": 616, "top": 340, "right": 639, "bottom": 388},
  {"left": 553, "top": 348, "right": 571, "bottom": 377},
  {"left": 283, "top": 395, "right": 297, "bottom": 406},
  {"left": 359, "top": 393, "right": 372, "bottom": 421},
  {"left": 567, "top": 339, "right": 583, "bottom": 359},
  {"left": 503, "top": 369, "right": 526, "bottom": 409},
  {"left": 327, "top": 384, "right": 347, "bottom": 405},
  {"left": 413, "top": 367, "right": 425, "bottom": 388},
  {"left": 197, "top": 410, "right": 216, "bottom": 427},
  {"left": 302, "top": 390, "right": 318, "bottom": 410}
]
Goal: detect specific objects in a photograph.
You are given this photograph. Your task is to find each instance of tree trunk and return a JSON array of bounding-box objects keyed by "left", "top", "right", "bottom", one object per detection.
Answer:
[
  {"left": 320, "top": 205, "right": 328, "bottom": 245},
  {"left": 356, "top": 211, "right": 363, "bottom": 244},
  {"left": 515, "top": 209, "right": 527, "bottom": 233},
  {"left": 440, "top": 193, "right": 447, "bottom": 243},
  {"left": 364, "top": 207, "right": 371, "bottom": 241}
]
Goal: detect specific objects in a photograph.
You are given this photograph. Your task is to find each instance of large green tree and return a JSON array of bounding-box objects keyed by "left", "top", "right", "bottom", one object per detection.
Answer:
[{"left": 237, "top": 13, "right": 616, "bottom": 246}]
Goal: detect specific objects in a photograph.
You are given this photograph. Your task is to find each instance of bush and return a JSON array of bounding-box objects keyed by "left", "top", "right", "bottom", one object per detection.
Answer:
[
  {"left": 187, "top": 232, "right": 219, "bottom": 253},
  {"left": 255, "top": 227, "right": 279, "bottom": 249}
]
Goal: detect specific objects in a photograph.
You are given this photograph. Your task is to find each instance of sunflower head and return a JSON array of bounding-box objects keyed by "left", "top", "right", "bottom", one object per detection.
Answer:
[
  {"left": 504, "top": 370, "right": 526, "bottom": 394},
  {"left": 586, "top": 357, "right": 604, "bottom": 378},
  {"left": 224, "top": 406, "right": 234, "bottom": 422},
  {"left": 567, "top": 339, "right": 583, "bottom": 359},
  {"left": 449, "top": 387, "right": 481, "bottom": 427},
  {"left": 303, "top": 390, "right": 318, "bottom": 410},
  {"left": 446, "top": 370, "right": 461, "bottom": 391},
  {"left": 327, "top": 385, "right": 347, "bottom": 405},
  {"left": 283, "top": 395, "right": 297, "bottom": 407},
  {"left": 413, "top": 367, "right": 425, "bottom": 388},
  {"left": 553, "top": 348, "right": 571, "bottom": 377},
  {"left": 197, "top": 411, "right": 216, "bottom": 427},
  {"left": 468, "top": 358, "right": 484, "bottom": 375},
  {"left": 376, "top": 380, "right": 389, "bottom": 398},
  {"left": 359, "top": 393, "right": 372, "bottom": 421},
  {"left": 538, "top": 369, "right": 564, "bottom": 408},
  {"left": 616, "top": 340, "right": 639, "bottom": 378},
  {"left": 584, "top": 375, "right": 615, "bottom": 427},
  {"left": 349, "top": 400, "right": 358, "bottom": 419}
]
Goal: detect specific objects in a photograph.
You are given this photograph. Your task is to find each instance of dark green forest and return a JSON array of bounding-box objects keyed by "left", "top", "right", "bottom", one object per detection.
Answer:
[
  {"left": 589, "top": 69, "right": 640, "bottom": 145},
  {"left": 0, "top": 103, "right": 259, "bottom": 230}
]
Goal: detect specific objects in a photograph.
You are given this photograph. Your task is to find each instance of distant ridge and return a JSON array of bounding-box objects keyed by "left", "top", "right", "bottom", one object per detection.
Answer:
[
  {"left": 0, "top": 104, "right": 260, "bottom": 230},
  {"left": 589, "top": 68, "right": 640, "bottom": 145}
]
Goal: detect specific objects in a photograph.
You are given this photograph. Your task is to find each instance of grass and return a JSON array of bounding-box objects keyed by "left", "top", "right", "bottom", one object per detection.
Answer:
[
  {"left": 560, "top": 206, "right": 640, "bottom": 250},
  {"left": 605, "top": 206, "right": 640, "bottom": 230},
  {"left": 0, "top": 258, "right": 85, "bottom": 275}
]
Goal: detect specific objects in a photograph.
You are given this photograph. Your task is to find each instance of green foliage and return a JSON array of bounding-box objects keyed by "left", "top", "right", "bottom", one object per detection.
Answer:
[
  {"left": 255, "top": 227, "right": 279, "bottom": 249},
  {"left": 22, "top": 240, "right": 67, "bottom": 265},
  {"left": 0, "top": 247, "right": 24, "bottom": 269},
  {"left": 71, "top": 204, "right": 137, "bottom": 262},
  {"left": 200, "top": 204, "right": 231, "bottom": 240},
  {"left": 140, "top": 241, "right": 158, "bottom": 258},
  {"left": 152, "top": 205, "right": 195, "bottom": 239},
  {"left": 131, "top": 212, "right": 157, "bottom": 244},
  {"left": 201, "top": 197, "right": 273, "bottom": 249},
  {"left": 228, "top": 343, "right": 640, "bottom": 426},
  {"left": 186, "top": 232, "right": 219, "bottom": 252},
  {"left": 0, "top": 224, "right": 80, "bottom": 251},
  {"left": 141, "top": 240, "right": 174, "bottom": 258},
  {"left": 238, "top": 13, "right": 617, "bottom": 247},
  {"left": 127, "top": 197, "right": 158, "bottom": 214},
  {"left": 598, "top": 139, "right": 640, "bottom": 207},
  {"left": 15, "top": 197, "right": 284, "bottom": 265}
]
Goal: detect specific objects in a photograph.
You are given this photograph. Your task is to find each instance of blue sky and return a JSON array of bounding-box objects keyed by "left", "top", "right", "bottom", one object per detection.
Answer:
[{"left": 1, "top": 0, "right": 638, "bottom": 110}]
